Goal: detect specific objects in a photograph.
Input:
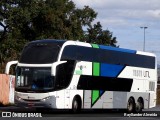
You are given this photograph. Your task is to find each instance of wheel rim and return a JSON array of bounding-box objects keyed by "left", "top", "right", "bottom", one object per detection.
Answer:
[
  {"left": 74, "top": 100, "right": 78, "bottom": 110},
  {"left": 128, "top": 102, "right": 133, "bottom": 111},
  {"left": 73, "top": 99, "right": 79, "bottom": 112},
  {"left": 136, "top": 102, "right": 140, "bottom": 112},
  {"left": 136, "top": 99, "right": 143, "bottom": 112},
  {"left": 127, "top": 98, "right": 134, "bottom": 112}
]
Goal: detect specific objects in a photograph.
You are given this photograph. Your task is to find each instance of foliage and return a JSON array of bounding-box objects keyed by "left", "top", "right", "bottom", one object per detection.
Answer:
[
  {"left": 0, "top": 0, "right": 117, "bottom": 72},
  {"left": 0, "top": 38, "right": 27, "bottom": 73},
  {"left": 84, "top": 22, "right": 117, "bottom": 46}
]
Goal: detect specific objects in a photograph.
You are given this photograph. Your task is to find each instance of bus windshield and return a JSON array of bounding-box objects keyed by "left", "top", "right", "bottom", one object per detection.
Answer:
[
  {"left": 19, "top": 44, "right": 60, "bottom": 64},
  {"left": 15, "top": 67, "right": 54, "bottom": 92}
]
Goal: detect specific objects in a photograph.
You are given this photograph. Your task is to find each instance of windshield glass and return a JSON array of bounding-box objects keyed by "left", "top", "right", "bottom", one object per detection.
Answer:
[
  {"left": 16, "top": 67, "right": 54, "bottom": 92},
  {"left": 19, "top": 44, "right": 60, "bottom": 64}
]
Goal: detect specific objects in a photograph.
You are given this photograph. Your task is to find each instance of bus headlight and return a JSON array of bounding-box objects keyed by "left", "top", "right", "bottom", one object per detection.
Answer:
[
  {"left": 16, "top": 96, "right": 22, "bottom": 101},
  {"left": 41, "top": 96, "right": 50, "bottom": 102}
]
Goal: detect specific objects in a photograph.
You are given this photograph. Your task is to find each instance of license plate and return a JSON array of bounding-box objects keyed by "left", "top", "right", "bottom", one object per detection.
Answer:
[{"left": 28, "top": 102, "right": 35, "bottom": 106}]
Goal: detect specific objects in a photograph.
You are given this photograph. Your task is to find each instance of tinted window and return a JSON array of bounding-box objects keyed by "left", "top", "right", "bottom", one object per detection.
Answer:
[
  {"left": 20, "top": 44, "right": 60, "bottom": 64},
  {"left": 61, "top": 46, "right": 77, "bottom": 60},
  {"left": 77, "top": 75, "right": 133, "bottom": 92},
  {"left": 61, "top": 45, "right": 155, "bottom": 69},
  {"left": 55, "top": 60, "right": 76, "bottom": 90}
]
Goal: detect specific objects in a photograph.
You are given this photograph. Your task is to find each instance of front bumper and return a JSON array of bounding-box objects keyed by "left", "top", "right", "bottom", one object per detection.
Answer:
[{"left": 15, "top": 96, "right": 57, "bottom": 109}]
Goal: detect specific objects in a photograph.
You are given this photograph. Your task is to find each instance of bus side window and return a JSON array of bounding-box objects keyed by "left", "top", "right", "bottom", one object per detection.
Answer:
[
  {"left": 55, "top": 64, "right": 66, "bottom": 89},
  {"left": 64, "top": 60, "right": 76, "bottom": 82},
  {"left": 55, "top": 60, "right": 76, "bottom": 89}
]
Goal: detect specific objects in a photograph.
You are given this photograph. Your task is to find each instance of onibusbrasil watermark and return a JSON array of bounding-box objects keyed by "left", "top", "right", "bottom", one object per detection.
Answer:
[{"left": 2, "top": 112, "right": 42, "bottom": 118}]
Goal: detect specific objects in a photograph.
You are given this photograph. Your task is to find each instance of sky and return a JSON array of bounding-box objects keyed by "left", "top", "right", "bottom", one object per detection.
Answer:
[{"left": 72, "top": 0, "right": 160, "bottom": 64}]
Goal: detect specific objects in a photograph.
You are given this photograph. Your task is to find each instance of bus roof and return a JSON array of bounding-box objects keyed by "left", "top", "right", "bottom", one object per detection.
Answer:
[
  {"left": 27, "top": 39, "right": 66, "bottom": 47},
  {"left": 27, "top": 39, "right": 156, "bottom": 57}
]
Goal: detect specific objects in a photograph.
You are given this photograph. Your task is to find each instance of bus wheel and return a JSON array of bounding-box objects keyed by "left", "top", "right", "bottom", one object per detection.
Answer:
[
  {"left": 72, "top": 96, "right": 81, "bottom": 113},
  {"left": 127, "top": 97, "right": 135, "bottom": 113},
  {"left": 135, "top": 98, "right": 144, "bottom": 113}
]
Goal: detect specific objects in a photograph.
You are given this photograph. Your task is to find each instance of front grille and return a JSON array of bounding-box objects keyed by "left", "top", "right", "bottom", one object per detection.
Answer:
[{"left": 22, "top": 99, "right": 41, "bottom": 102}]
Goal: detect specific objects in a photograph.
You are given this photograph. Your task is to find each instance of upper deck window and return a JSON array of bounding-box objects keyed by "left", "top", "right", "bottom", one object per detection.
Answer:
[
  {"left": 61, "top": 45, "right": 155, "bottom": 69},
  {"left": 19, "top": 43, "right": 60, "bottom": 64}
]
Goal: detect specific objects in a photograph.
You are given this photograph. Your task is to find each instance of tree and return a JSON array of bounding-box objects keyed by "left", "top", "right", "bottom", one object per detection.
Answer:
[
  {"left": 0, "top": 38, "right": 27, "bottom": 73},
  {"left": 97, "top": 30, "right": 117, "bottom": 46},
  {"left": 84, "top": 22, "right": 117, "bottom": 46},
  {"left": 0, "top": 0, "right": 98, "bottom": 41},
  {"left": 0, "top": 0, "right": 117, "bottom": 72}
]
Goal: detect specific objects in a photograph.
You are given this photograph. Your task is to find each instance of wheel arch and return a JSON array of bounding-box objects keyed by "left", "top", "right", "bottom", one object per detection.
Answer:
[{"left": 128, "top": 96, "right": 136, "bottom": 103}]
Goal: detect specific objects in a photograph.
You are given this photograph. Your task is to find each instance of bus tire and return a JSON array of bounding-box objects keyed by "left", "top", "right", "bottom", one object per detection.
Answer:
[
  {"left": 72, "top": 96, "right": 81, "bottom": 113},
  {"left": 135, "top": 98, "right": 144, "bottom": 113},
  {"left": 127, "top": 97, "right": 135, "bottom": 113}
]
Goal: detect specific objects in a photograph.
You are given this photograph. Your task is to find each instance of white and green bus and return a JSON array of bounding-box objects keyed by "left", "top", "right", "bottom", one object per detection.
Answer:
[{"left": 6, "top": 39, "right": 157, "bottom": 112}]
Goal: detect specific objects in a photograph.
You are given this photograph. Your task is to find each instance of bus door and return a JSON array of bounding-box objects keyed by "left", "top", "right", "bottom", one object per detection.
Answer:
[
  {"left": 64, "top": 89, "right": 70, "bottom": 108},
  {"left": 55, "top": 90, "right": 70, "bottom": 109},
  {"left": 83, "top": 90, "right": 92, "bottom": 108},
  {"left": 148, "top": 81, "right": 156, "bottom": 108},
  {"left": 56, "top": 90, "right": 65, "bottom": 108}
]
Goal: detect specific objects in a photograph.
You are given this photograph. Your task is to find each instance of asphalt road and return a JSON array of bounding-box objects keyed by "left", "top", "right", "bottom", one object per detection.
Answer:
[{"left": 0, "top": 105, "right": 160, "bottom": 120}]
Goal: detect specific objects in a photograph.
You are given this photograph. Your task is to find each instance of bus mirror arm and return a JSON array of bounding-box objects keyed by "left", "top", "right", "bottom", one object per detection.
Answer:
[
  {"left": 5, "top": 60, "right": 18, "bottom": 74},
  {"left": 51, "top": 61, "right": 67, "bottom": 76}
]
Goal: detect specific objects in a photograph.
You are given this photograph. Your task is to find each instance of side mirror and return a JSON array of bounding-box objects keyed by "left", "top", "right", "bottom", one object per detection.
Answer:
[
  {"left": 5, "top": 61, "right": 18, "bottom": 74},
  {"left": 51, "top": 61, "right": 67, "bottom": 76}
]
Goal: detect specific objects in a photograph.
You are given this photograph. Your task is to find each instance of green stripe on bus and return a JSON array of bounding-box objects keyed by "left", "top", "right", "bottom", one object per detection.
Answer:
[
  {"left": 91, "top": 44, "right": 99, "bottom": 48},
  {"left": 93, "top": 62, "right": 100, "bottom": 76},
  {"left": 92, "top": 90, "right": 99, "bottom": 105},
  {"left": 92, "top": 43, "right": 100, "bottom": 76},
  {"left": 91, "top": 43, "right": 101, "bottom": 107}
]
